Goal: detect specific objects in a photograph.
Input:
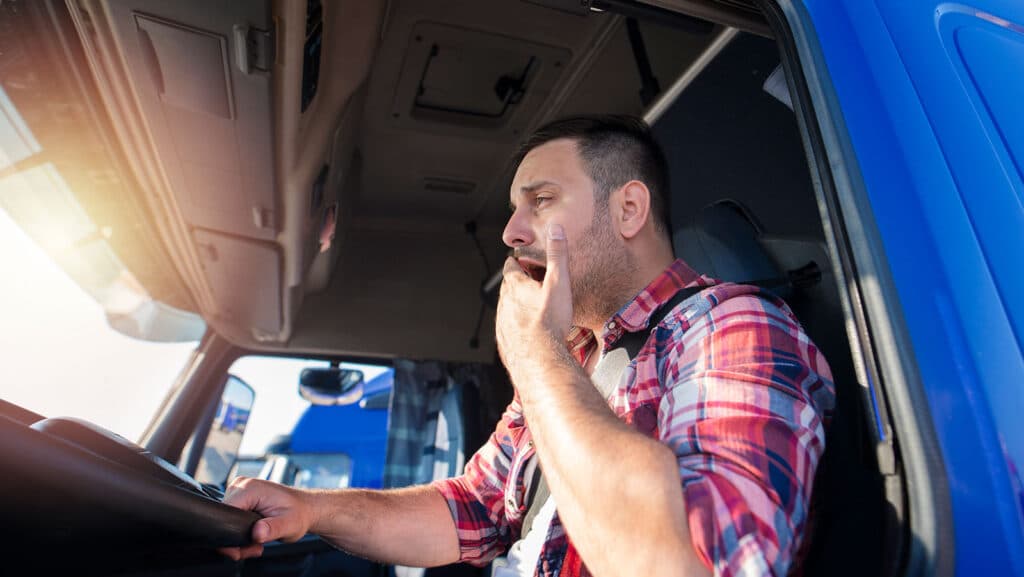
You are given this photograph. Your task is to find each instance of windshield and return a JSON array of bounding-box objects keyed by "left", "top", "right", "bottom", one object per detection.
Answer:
[
  {"left": 0, "top": 206, "right": 197, "bottom": 441},
  {"left": 229, "top": 356, "right": 391, "bottom": 457},
  {"left": 0, "top": 9, "right": 204, "bottom": 442},
  {"left": 216, "top": 356, "right": 392, "bottom": 490}
]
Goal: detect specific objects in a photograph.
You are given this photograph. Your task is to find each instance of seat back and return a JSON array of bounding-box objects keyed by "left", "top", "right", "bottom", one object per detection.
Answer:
[
  {"left": 673, "top": 200, "right": 780, "bottom": 284},
  {"left": 672, "top": 200, "right": 887, "bottom": 577}
]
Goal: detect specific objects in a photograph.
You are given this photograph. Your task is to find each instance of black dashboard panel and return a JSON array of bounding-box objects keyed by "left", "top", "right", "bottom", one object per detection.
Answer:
[{"left": 0, "top": 411, "right": 258, "bottom": 574}]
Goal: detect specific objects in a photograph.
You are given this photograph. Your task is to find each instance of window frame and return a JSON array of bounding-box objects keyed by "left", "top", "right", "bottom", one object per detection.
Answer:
[{"left": 751, "top": 1, "right": 954, "bottom": 575}]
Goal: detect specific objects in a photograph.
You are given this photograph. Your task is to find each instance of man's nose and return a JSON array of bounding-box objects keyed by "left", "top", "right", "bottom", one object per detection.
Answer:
[{"left": 502, "top": 209, "right": 535, "bottom": 248}]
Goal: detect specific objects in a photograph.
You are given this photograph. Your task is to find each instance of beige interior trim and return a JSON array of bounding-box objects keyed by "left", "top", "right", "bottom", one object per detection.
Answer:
[{"left": 271, "top": 0, "right": 387, "bottom": 341}]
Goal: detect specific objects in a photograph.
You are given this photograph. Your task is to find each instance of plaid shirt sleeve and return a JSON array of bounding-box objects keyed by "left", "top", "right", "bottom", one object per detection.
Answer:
[
  {"left": 431, "top": 396, "right": 524, "bottom": 566},
  {"left": 658, "top": 292, "right": 835, "bottom": 577}
]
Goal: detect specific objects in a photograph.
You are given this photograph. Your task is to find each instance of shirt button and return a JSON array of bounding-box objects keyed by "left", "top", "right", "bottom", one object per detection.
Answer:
[
  {"left": 607, "top": 321, "right": 617, "bottom": 330},
  {"left": 507, "top": 498, "right": 516, "bottom": 508}
]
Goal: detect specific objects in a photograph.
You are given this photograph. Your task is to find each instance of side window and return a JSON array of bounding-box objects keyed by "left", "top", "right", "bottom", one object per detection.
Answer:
[{"left": 223, "top": 356, "right": 392, "bottom": 489}]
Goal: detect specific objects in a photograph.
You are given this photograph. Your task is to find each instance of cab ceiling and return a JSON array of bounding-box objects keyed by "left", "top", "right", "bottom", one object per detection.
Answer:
[
  {"left": 353, "top": 0, "right": 716, "bottom": 230},
  {"left": 288, "top": 1, "right": 717, "bottom": 362},
  {"left": 70, "top": 0, "right": 719, "bottom": 362}
]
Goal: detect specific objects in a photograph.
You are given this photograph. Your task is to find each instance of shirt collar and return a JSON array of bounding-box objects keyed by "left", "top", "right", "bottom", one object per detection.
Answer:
[
  {"left": 565, "top": 259, "right": 713, "bottom": 362},
  {"left": 566, "top": 326, "right": 595, "bottom": 365}
]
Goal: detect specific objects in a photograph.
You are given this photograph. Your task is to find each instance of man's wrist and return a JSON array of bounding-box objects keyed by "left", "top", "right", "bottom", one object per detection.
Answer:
[
  {"left": 305, "top": 488, "right": 329, "bottom": 536},
  {"left": 512, "top": 334, "right": 580, "bottom": 404}
]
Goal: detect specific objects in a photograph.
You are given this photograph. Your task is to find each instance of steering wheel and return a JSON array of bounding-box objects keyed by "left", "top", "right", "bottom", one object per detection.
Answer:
[{"left": 0, "top": 412, "right": 259, "bottom": 549}]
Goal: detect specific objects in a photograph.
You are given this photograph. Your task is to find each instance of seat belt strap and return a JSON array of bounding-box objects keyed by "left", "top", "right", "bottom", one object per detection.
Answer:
[
  {"left": 522, "top": 461, "right": 550, "bottom": 536},
  {"left": 519, "top": 284, "right": 705, "bottom": 534}
]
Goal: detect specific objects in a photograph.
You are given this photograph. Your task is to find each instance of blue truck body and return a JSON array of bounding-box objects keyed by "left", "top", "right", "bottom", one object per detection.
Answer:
[
  {"left": 801, "top": 0, "right": 1024, "bottom": 571},
  {"left": 214, "top": 403, "right": 251, "bottom": 434},
  {"left": 285, "top": 369, "right": 393, "bottom": 489}
]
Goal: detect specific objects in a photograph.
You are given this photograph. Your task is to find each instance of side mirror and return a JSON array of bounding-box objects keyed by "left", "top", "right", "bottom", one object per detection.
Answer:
[
  {"left": 299, "top": 367, "right": 365, "bottom": 406},
  {"left": 195, "top": 374, "right": 255, "bottom": 485}
]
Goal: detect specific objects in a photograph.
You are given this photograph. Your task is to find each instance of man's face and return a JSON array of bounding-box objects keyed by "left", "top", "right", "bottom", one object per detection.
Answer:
[{"left": 503, "top": 139, "right": 629, "bottom": 326}]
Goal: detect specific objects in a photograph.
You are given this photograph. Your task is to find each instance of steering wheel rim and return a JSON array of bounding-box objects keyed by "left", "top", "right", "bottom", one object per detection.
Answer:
[{"left": 0, "top": 413, "right": 259, "bottom": 548}]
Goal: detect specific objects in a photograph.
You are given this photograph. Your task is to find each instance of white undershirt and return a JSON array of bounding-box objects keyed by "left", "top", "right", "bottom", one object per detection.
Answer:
[{"left": 491, "top": 495, "right": 558, "bottom": 577}]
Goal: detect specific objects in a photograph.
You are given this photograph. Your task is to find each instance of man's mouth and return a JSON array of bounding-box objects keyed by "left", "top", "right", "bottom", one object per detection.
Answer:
[{"left": 517, "top": 258, "right": 547, "bottom": 282}]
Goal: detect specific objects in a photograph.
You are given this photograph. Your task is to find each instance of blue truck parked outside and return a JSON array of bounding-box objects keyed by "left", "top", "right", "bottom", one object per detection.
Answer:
[{"left": 241, "top": 369, "right": 394, "bottom": 490}]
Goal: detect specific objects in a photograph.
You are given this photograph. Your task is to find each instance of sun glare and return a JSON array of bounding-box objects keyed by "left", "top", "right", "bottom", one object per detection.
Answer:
[{"left": 0, "top": 206, "right": 197, "bottom": 441}]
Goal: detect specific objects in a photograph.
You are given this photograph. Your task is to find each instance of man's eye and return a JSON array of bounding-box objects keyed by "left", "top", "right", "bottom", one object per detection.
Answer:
[{"left": 534, "top": 196, "right": 552, "bottom": 207}]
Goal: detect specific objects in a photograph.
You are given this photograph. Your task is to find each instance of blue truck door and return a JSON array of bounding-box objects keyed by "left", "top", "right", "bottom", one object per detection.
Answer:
[{"left": 796, "top": 0, "right": 1024, "bottom": 573}]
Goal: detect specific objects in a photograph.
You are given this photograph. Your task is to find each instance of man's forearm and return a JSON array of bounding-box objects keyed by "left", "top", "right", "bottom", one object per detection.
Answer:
[
  {"left": 515, "top": 341, "right": 709, "bottom": 577},
  {"left": 308, "top": 484, "right": 460, "bottom": 567}
]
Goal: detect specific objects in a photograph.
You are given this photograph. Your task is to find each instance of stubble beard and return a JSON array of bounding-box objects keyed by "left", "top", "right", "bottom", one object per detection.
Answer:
[{"left": 569, "top": 208, "right": 638, "bottom": 331}]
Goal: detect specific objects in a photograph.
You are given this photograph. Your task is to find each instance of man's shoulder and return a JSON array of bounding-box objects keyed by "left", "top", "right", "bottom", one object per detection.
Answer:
[
  {"left": 659, "top": 282, "right": 797, "bottom": 336},
  {"left": 652, "top": 282, "right": 833, "bottom": 401}
]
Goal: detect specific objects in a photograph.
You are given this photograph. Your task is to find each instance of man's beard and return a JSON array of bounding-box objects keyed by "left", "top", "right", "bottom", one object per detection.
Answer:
[
  {"left": 513, "top": 209, "right": 637, "bottom": 329},
  {"left": 571, "top": 210, "right": 636, "bottom": 328}
]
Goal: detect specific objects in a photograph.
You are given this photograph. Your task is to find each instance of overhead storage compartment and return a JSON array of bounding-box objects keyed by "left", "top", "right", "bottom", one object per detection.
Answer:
[
  {"left": 104, "top": 0, "right": 277, "bottom": 241},
  {"left": 193, "top": 229, "right": 281, "bottom": 337},
  {"left": 70, "top": 0, "right": 285, "bottom": 340}
]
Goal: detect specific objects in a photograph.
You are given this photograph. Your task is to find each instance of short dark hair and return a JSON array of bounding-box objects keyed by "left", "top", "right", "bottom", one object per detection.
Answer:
[{"left": 513, "top": 115, "right": 671, "bottom": 234}]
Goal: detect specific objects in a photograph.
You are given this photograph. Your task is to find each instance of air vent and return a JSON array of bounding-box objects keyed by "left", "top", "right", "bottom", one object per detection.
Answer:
[
  {"left": 301, "top": 0, "right": 322, "bottom": 112},
  {"left": 422, "top": 176, "right": 476, "bottom": 195}
]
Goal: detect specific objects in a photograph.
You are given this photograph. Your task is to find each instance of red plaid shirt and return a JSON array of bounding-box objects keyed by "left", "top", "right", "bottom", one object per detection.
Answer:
[{"left": 433, "top": 259, "right": 835, "bottom": 577}]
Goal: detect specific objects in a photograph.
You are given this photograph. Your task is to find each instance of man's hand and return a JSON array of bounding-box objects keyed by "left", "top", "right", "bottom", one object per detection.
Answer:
[
  {"left": 218, "top": 477, "right": 317, "bottom": 561},
  {"left": 496, "top": 223, "right": 573, "bottom": 385},
  {"left": 218, "top": 480, "right": 460, "bottom": 566}
]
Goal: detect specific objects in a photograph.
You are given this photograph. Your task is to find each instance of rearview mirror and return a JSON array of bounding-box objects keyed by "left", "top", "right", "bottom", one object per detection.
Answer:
[{"left": 299, "top": 367, "right": 365, "bottom": 406}]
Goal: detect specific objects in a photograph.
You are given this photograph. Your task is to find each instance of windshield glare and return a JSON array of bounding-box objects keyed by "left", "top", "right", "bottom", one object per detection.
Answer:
[{"left": 0, "top": 206, "right": 197, "bottom": 442}]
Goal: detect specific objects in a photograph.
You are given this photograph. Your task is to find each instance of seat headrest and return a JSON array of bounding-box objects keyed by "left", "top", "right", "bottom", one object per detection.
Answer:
[{"left": 673, "top": 201, "right": 780, "bottom": 283}]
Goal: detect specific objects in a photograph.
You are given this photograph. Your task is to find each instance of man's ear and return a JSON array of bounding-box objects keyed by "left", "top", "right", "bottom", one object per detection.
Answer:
[{"left": 613, "top": 180, "right": 652, "bottom": 240}]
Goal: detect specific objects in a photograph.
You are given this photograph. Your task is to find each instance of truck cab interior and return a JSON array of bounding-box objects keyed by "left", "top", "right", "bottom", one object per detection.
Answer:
[{"left": 0, "top": 0, "right": 921, "bottom": 575}]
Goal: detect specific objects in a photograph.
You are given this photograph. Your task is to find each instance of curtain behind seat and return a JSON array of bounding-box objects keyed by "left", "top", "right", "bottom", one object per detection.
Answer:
[
  {"left": 384, "top": 359, "right": 466, "bottom": 490},
  {"left": 387, "top": 360, "right": 488, "bottom": 577}
]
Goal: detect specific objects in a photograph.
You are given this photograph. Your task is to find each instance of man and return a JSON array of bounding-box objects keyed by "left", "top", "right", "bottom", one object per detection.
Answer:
[{"left": 221, "top": 116, "right": 835, "bottom": 577}]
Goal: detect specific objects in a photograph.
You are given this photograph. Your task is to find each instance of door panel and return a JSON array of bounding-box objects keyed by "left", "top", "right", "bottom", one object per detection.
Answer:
[{"left": 799, "top": 0, "right": 1024, "bottom": 573}]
